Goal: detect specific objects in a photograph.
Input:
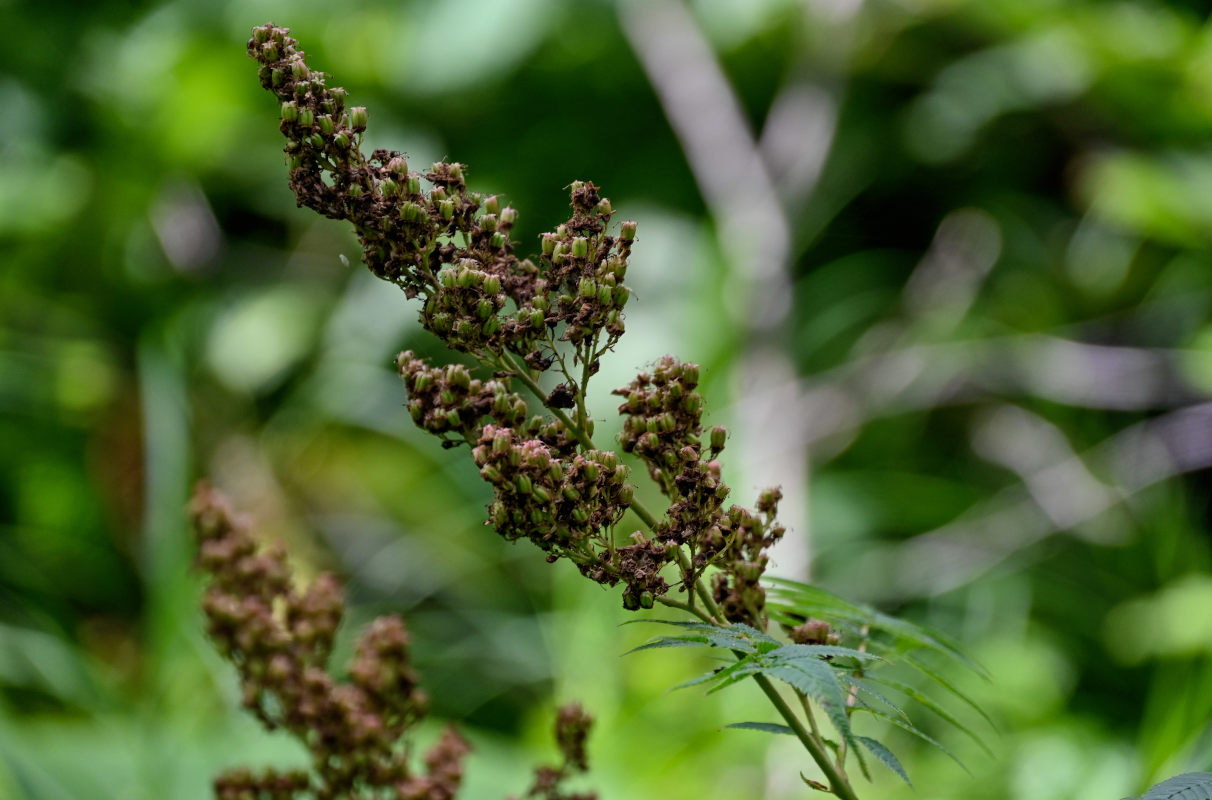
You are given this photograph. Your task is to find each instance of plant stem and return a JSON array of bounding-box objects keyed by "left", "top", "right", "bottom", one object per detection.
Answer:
[{"left": 754, "top": 674, "right": 860, "bottom": 800}]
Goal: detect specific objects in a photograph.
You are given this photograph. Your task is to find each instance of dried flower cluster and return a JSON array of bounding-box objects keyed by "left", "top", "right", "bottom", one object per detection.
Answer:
[
  {"left": 247, "top": 23, "right": 788, "bottom": 625},
  {"left": 193, "top": 483, "right": 597, "bottom": 800}
]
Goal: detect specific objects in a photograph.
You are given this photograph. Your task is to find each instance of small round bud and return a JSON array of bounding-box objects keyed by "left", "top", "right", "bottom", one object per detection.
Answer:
[
  {"left": 483, "top": 195, "right": 500, "bottom": 215},
  {"left": 483, "top": 275, "right": 501, "bottom": 294},
  {"left": 439, "top": 199, "right": 455, "bottom": 220},
  {"left": 379, "top": 178, "right": 398, "bottom": 197},
  {"left": 349, "top": 106, "right": 368, "bottom": 130},
  {"left": 500, "top": 207, "right": 518, "bottom": 226},
  {"left": 578, "top": 278, "right": 595, "bottom": 298},
  {"left": 280, "top": 101, "right": 299, "bottom": 122},
  {"left": 571, "top": 237, "right": 589, "bottom": 258},
  {"left": 316, "top": 115, "right": 334, "bottom": 135},
  {"left": 619, "top": 220, "right": 637, "bottom": 241},
  {"left": 516, "top": 475, "right": 533, "bottom": 495},
  {"left": 307, "top": 133, "right": 324, "bottom": 148},
  {"left": 439, "top": 269, "right": 457, "bottom": 289},
  {"left": 710, "top": 426, "right": 727, "bottom": 451},
  {"left": 639, "top": 591, "right": 654, "bottom": 609},
  {"left": 388, "top": 156, "right": 408, "bottom": 175},
  {"left": 572, "top": 507, "right": 589, "bottom": 524},
  {"left": 597, "top": 286, "right": 613, "bottom": 307},
  {"left": 490, "top": 233, "right": 506, "bottom": 249},
  {"left": 448, "top": 163, "right": 464, "bottom": 181},
  {"left": 613, "top": 285, "right": 630, "bottom": 307},
  {"left": 476, "top": 299, "right": 494, "bottom": 319},
  {"left": 541, "top": 235, "right": 557, "bottom": 256},
  {"left": 529, "top": 309, "right": 546, "bottom": 328},
  {"left": 445, "top": 409, "right": 462, "bottom": 428},
  {"left": 406, "top": 176, "right": 421, "bottom": 195},
  {"left": 480, "top": 214, "right": 498, "bottom": 232},
  {"left": 262, "top": 42, "right": 280, "bottom": 61},
  {"left": 290, "top": 60, "right": 309, "bottom": 79},
  {"left": 297, "top": 108, "right": 315, "bottom": 127},
  {"left": 332, "top": 132, "right": 350, "bottom": 149}
]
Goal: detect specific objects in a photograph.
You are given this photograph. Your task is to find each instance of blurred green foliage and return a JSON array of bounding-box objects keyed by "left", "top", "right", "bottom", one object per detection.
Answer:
[{"left": 4, "top": 0, "right": 1212, "bottom": 798}]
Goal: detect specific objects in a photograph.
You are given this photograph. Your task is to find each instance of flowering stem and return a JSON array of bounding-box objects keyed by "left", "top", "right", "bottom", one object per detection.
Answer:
[{"left": 501, "top": 348, "right": 857, "bottom": 798}]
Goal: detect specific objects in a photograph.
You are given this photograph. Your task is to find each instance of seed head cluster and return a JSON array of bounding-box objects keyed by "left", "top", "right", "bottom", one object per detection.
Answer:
[
  {"left": 191, "top": 483, "right": 465, "bottom": 800},
  {"left": 193, "top": 483, "right": 599, "bottom": 800},
  {"left": 249, "top": 24, "right": 636, "bottom": 363},
  {"left": 249, "top": 22, "right": 790, "bottom": 620}
]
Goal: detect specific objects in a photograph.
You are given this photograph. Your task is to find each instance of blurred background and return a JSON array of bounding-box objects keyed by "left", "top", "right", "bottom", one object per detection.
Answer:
[{"left": 4, "top": 0, "right": 1212, "bottom": 797}]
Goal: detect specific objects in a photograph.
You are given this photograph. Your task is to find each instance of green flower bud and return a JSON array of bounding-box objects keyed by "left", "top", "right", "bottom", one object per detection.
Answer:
[
  {"left": 483, "top": 275, "right": 501, "bottom": 294},
  {"left": 620, "top": 220, "right": 637, "bottom": 241},
  {"left": 280, "top": 101, "right": 299, "bottom": 121},
  {"left": 431, "top": 186, "right": 447, "bottom": 201},
  {"left": 483, "top": 195, "right": 500, "bottom": 215},
  {"left": 482, "top": 316, "right": 501, "bottom": 336},
  {"left": 490, "top": 233, "right": 506, "bottom": 249},
  {"left": 406, "top": 176, "right": 421, "bottom": 195},
  {"left": 432, "top": 312, "right": 452, "bottom": 333},
  {"left": 439, "top": 269, "right": 456, "bottom": 288},
  {"left": 618, "top": 484, "right": 634, "bottom": 504},
  {"left": 408, "top": 400, "right": 424, "bottom": 422},
  {"left": 529, "top": 309, "right": 546, "bottom": 328},
  {"left": 262, "top": 42, "right": 280, "bottom": 61},
  {"left": 639, "top": 591, "right": 654, "bottom": 609},
  {"left": 298, "top": 108, "right": 315, "bottom": 126},
  {"left": 401, "top": 202, "right": 425, "bottom": 222},
  {"left": 623, "top": 593, "right": 640, "bottom": 611},
  {"left": 710, "top": 426, "right": 727, "bottom": 451},
  {"left": 597, "top": 286, "right": 613, "bottom": 307},
  {"left": 440, "top": 389, "right": 455, "bottom": 405},
  {"left": 516, "top": 475, "right": 533, "bottom": 495},
  {"left": 272, "top": 67, "right": 286, "bottom": 86},
  {"left": 457, "top": 268, "right": 481, "bottom": 289},
  {"left": 288, "top": 155, "right": 304, "bottom": 170},
  {"left": 388, "top": 156, "right": 408, "bottom": 175},
  {"left": 682, "top": 363, "right": 700, "bottom": 384},
  {"left": 414, "top": 373, "right": 433, "bottom": 392},
  {"left": 476, "top": 299, "right": 494, "bottom": 319},
  {"left": 456, "top": 319, "right": 476, "bottom": 339},
  {"left": 332, "top": 132, "right": 350, "bottom": 149},
  {"left": 562, "top": 485, "right": 580, "bottom": 501},
  {"left": 578, "top": 278, "right": 595, "bottom": 298},
  {"left": 439, "top": 199, "right": 455, "bottom": 220},
  {"left": 480, "top": 214, "right": 498, "bottom": 232},
  {"left": 596, "top": 198, "right": 613, "bottom": 215},
  {"left": 541, "top": 235, "right": 557, "bottom": 256},
  {"left": 481, "top": 464, "right": 502, "bottom": 484},
  {"left": 316, "top": 114, "right": 334, "bottom": 135},
  {"left": 348, "top": 106, "right": 368, "bottom": 130},
  {"left": 290, "top": 59, "right": 308, "bottom": 79},
  {"left": 582, "top": 462, "right": 600, "bottom": 482},
  {"left": 445, "top": 409, "right": 462, "bottom": 428},
  {"left": 448, "top": 365, "right": 471, "bottom": 389},
  {"left": 682, "top": 394, "right": 702, "bottom": 414},
  {"left": 448, "top": 163, "right": 464, "bottom": 181},
  {"left": 500, "top": 207, "right": 518, "bottom": 225},
  {"left": 571, "top": 237, "right": 589, "bottom": 258},
  {"left": 642, "top": 432, "right": 660, "bottom": 451},
  {"left": 533, "top": 486, "right": 552, "bottom": 503},
  {"left": 307, "top": 133, "right": 324, "bottom": 148},
  {"left": 379, "top": 177, "right": 398, "bottom": 197},
  {"left": 659, "top": 413, "right": 676, "bottom": 433},
  {"left": 572, "top": 507, "right": 589, "bottom": 524}
]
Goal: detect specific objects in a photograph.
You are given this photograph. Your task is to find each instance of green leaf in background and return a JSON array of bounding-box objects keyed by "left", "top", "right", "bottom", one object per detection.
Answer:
[{"left": 1129, "top": 772, "right": 1212, "bottom": 800}]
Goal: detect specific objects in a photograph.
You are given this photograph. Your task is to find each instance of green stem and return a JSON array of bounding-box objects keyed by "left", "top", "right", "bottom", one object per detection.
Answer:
[{"left": 754, "top": 674, "right": 860, "bottom": 800}]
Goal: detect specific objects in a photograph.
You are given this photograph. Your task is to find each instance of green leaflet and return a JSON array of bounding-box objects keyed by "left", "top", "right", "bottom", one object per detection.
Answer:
[
  {"left": 863, "top": 674, "right": 992, "bottom": 756},
  {"left": 856, "top": 736, "right": 911, "bottom": 787},
  {"left": 1129, "top": 772, "right": 1212, "bottom": 800},
  {"left": 853, "top": 704, "right": 969, "bottom": 774},
  {"left": 724, "top": 721, "right": 795, "bottom": 735}
]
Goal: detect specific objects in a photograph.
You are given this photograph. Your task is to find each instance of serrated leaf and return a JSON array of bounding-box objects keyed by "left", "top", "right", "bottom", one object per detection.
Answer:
[
  {"left": 838, "top": 676, "right": 909, "bottom": 721},
  {"left": 902, "top": 653, "right": 999, "bottom": 733},
  {"left": 724, "top": 721, "right": 796, "bottom": 735},
  {"left": 864, "top": 675, "right": 992, "bottom": 755},
  {"left": 1134, "top": 772, "right": 1212, "bottom": 800},
  {"left": 762, "top": 661, "right": 859, "bottom": 758},
  {"left": 767, "top": 643, "right": 883, "bottom": 664},
  {"left": 856, "top": 736, "right": 911, "bottom": 787},
  {"left": 672, "top": 656, "right": 758, "bottom": 691},
  {"left": 854, "top": 705, "right": 969, "bottom": 773},
  {"left": 624, "top": 635, "right": 710, "bottom": 654}
]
